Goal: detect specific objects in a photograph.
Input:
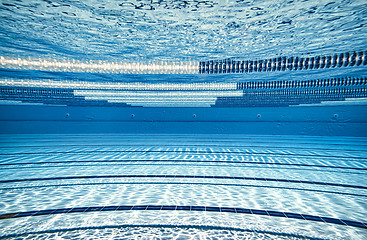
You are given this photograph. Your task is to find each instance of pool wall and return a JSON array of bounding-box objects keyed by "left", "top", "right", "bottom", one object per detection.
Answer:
[{"left": 1, "top": 105, "right": 366, "bottom": 136}]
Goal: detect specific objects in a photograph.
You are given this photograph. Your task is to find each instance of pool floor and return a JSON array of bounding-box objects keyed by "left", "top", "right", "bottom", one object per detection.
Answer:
[{"left": 0, "top": 134, "right": 366, "bottom": 239}]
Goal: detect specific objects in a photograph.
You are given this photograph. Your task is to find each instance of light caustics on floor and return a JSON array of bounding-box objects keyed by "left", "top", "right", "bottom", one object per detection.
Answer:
[{"left": 0, "top": 135, "right": 366, "bottom": 239}]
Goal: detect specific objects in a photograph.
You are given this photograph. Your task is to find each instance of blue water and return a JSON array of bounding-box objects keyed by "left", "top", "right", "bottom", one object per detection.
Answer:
[
  {"left": 0, "top": 0, "right": 367, "bottom": 239},
  {"left": 1, "top": 0, "right": 366, "bottom": 61}
]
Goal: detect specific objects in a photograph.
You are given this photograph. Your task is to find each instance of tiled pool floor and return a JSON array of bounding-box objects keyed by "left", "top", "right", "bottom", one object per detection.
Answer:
[{"left": 0, "top": 134, "right": 366, "bottom": 239}]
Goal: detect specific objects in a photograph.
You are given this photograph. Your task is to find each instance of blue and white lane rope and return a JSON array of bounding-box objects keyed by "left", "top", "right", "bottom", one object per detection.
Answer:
[{"left": 1, "top": 51, "right": 366, "bottom": 74}]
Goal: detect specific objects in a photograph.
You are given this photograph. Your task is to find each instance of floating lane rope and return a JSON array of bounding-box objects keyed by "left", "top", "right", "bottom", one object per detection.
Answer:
[
  {"left": 199, "top": 51, "right": 367, "bottom": 74},
  {"left": 0, "top": 57, "right": 198, "bottom": 74},
  {"left": 0, "top": 77, "right": 366, "bottom": 107},
  {"left": 1, "top": 51, "right": 366, "bottom": 74}
]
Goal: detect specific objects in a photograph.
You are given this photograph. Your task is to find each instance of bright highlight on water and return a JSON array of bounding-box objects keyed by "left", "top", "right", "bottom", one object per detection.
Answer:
[
  {"left": 1, "top": 50, "right": 366, "bottom": 74},
  {"left": 0, "top": 56, "right": 198, "bottom": 74}
]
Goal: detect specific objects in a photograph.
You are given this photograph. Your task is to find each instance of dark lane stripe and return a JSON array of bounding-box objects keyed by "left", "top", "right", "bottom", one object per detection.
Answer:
[
  {"left": 0, "top": 160, "right": 366, "bottom": 171},
  {"left": 0, "top": 150, "right": 365, "bottom": 160},
  {"left": 0, "top": 224, "right": 326, "bottom": 240},
  {"left": 0, "top": 205, "right": 366, "bottom": 229},
  {"left": 0, "top": 175, "right": 366, "bottom": 189}
]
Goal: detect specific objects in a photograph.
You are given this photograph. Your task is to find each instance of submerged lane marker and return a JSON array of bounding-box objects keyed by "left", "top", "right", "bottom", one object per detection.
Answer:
[{"left": 0, "top": 205, "right": 366, "bottom": 229}]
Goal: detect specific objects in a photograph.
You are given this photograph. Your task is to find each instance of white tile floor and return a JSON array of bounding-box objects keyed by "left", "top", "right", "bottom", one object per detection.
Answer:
[{"left": 0, "top": 134, "right": 366, "bottom": 239}]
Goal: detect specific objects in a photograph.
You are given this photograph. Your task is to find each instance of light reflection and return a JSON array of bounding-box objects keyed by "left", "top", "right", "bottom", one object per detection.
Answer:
[{"left": 0, "top": 56, "right": 199, "bottom": 74}]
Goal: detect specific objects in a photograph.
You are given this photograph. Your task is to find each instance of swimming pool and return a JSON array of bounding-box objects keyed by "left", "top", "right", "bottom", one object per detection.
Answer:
[{"left": 0, "top": 0, "right": 366, "bottom": 239}]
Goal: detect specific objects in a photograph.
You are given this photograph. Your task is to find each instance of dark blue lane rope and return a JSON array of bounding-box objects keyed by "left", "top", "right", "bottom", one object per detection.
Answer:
[
  {"left": 0, "top": 149, "right": 365, "bottom": 160},
  {"left": 199, "top": 51, "right": 367, "bottom": 74},
  {"left": 0, "top": 224, "right": 326, "bottom": 240},
  {"left": 1, "top": 175, "right": 366, "bottom": 189},
  {"left": 0, "top": 205, "right": 366, "bottom": 229},
  {"left": 236, "top": 77, "right": 367, "bottom": 90}
]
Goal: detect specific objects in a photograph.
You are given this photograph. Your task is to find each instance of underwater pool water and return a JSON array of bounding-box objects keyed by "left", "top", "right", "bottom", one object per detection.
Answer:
[{"left": 0, "top": 0, "right": 367, "bottom": 239}]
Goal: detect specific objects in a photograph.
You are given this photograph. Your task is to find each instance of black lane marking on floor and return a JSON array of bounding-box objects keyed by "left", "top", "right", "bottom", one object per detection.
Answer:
[
  {"left": 0, "top": 224, "right": 326, "bottom": 240},
  {"left": 1, "top": 182, "right": 365, "bottom": 198},
  {"left": 0, "top": 160, "right": 365, "bottom": 171},
  {"left": 0, "top": 205, "right": 366, "bottom": 229},
  {"left": 0, "top": 150, "right": 365, "bottom": 160},
  {"left": 0, "top": 175, "right": 366, "bottom": 189}
]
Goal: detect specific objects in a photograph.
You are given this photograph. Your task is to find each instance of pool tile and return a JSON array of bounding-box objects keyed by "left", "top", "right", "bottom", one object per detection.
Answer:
[
  {"left": 284, "top": 212, "right": 305, "bottom": 219},
  {"left": 340, "top": 220, "right": 367, "bottom": 228},
  {"left": 191, "top": 206, "right": 206, "bottom": 211},
  {"left": 85, "top": 207, "right": 104, "bottom": 212},
  {"left": 0, "top": 213, "right": 19, "bottom": 219},
  {"left": 267, "top": 211, "right": 286, "bottom": 217},
  {"left": 320, "top": 217, "right": 345, "bottom": 225},
  {"left": 132, "top": 205, "right": 148, "bottom": 210},
  {"left": 116, "top": 206, "right": 133, "bottom": 211},
  {"left": 52, "top": 209, "right": 72, "bottom": 214},
  {"left": 176, "top": 206, "right": 191, "bottom": 211},
  {"left": 234, "top": 208, "right": 251, "bottom": 214},
  {"left": 146, "top": 205, "right": 162, "bottom": 210},
  {"left": 101, "top": 206, "right": 118, "bottom": 211},
  {"left": 220, "top": 207, "right": 237, "bottom": 213},
  {"left": 161, "top": 206, "right": 176, "bottom": 210},
  {"left": 206, "top": 207, "right": 220, "bottom": 212},
  {"left": 34, "top": 209, "right": 57, "bottom": 216},
  {"left": 251, "top": 209, "right": 269, "bottom": 216},
  {"left": 68, "top": 207, "right": 88, "bottom": 213}
]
